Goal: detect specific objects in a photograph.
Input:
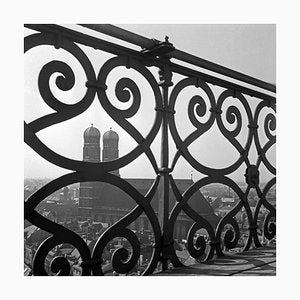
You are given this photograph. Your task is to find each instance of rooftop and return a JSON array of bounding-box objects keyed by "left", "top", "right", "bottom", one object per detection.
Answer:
[{"left": 154, "top": 246, "right": 275, "bottom": 276}]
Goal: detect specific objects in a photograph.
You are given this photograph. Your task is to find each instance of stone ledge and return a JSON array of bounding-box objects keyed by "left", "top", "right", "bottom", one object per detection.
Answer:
[{"left": 152, "top": 247, "right": 276, "bottom": 276}]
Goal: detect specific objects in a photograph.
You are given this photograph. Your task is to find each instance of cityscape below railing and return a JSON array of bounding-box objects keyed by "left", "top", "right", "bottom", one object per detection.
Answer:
[{"left": 24, "top": 24, "right": 276, "bottom": 276}]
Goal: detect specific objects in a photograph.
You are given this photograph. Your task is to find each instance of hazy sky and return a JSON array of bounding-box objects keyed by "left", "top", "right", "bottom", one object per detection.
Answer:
[{"left": 24, "top": 24, "right": 275, "bottom": 183}]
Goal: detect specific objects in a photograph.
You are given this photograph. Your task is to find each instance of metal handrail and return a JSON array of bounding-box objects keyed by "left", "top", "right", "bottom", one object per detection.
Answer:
[
  {"left": 79, "top": 24, "right": 276, "bottom": 93},
  {"left": 25, "top": 24, "right": 276, "bottom": 102}
]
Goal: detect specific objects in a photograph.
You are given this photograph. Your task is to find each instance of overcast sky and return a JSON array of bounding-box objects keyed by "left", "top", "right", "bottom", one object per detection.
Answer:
[{"left": 24, "top": 24, "right": 275, "bottom": 184}]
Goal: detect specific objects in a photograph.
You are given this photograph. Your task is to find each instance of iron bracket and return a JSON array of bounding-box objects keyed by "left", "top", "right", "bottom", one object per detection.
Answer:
[{"left": 140, "top": 36, "right": 175, "bottom": 57}]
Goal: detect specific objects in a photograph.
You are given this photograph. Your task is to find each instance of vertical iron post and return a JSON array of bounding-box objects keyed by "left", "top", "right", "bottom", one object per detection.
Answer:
[{"left": 157, "top": 63, "right": 173, "bottom": 271}]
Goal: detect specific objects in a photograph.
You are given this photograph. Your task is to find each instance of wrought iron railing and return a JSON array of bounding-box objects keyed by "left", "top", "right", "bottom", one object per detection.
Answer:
[{"left": 24, "top": 24, "right": 276, "bottom": 276}]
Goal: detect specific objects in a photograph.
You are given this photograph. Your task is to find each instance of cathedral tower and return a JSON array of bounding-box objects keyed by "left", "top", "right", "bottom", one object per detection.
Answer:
[
  {"left": 82, "top": 124, "right": 101, "bottom": 162},
  {"left": 79, "top": 124, "right": 101, "bottom": 220},
  {"left": 102, "top": 128, "right": 120, "bottom": 176}
]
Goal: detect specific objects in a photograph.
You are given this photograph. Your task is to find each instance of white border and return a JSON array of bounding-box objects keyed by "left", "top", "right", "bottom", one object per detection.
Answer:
[{"left": 1, "top": 1, "right": 299, "bottom": 299}]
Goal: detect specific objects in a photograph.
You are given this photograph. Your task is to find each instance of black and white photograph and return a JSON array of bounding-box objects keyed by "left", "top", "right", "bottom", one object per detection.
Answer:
[
  {"left": 2, "top": 1, "right": 300, "bottom": 299},
  {"left": 24, "top": 23, "right": 276, "bottom": 277}
]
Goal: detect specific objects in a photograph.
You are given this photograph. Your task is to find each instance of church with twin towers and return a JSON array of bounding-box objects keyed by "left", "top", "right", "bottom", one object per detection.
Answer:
[
  {"left": 82, "top": 124, "right": 120, "bottom": 176},
  {"left": 78, "top": 124, "right": 218, "bottom": 238}
]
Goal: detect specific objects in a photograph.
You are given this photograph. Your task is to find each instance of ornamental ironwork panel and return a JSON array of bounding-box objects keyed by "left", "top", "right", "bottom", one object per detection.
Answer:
[{"left": 24, "top": 24, "right": 276, "bottom": 276}]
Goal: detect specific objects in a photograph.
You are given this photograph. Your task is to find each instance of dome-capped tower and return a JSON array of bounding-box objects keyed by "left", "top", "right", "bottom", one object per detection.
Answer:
[
  {"left": 82, "top": 124, "right": 101, "bottom": 162},
  {"left": 79, "top": 124, "right": 101, "bottom": 221},
  {"left": 102, "top": 128, "right": 120, "bottom": 176}
]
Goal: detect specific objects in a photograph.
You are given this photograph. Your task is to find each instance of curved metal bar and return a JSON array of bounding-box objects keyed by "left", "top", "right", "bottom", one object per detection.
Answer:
[
  {"left": 25, "top": 33, "right": 96, "bottom": 133},
  {"left": 169, "top": 81, "right": 254, "bottom": 177},
  {"left": 168, "top": 77, "right": 216, "bottom": 173},
  {"left": 184, "top": 205, "right": 217, "bottom": 260},
  {"left": 91, "top": 206, "right": 143, "bottom": 275},
  {"left": 256, "top": 140, "right": 276, "bottom": 175},
  {"left": 91, "top": 175, "right": 162, "bottom": 275},
  {"left": 253, "top": 100, "right": 276, "bottom": 175},
  {"left": 172, "top": 176, "right": 253, "bottom": 257},
  {"left": 167, "top": 177, "right": 220, "bottom": 260},
  {"left": 25, "top": 172, "right": 162, "bottom": 276},
  {"left": 25, "top": 121, "right": 148, "bottom": 174},
  {"left": 215, "top": 202, "right": 243, "bottom": 252},
  {"left": 97, "top": 55, "right": 163, "bottom": 173},
  {"left": 28, "top": 209, "right": 92, "bottom": 276},
  {"left": 254, "top": 178, "right": 276, "bottom": 242},
  {"left": 25, "top": 34, "right": 162, "bottom": 176},
  {"left": 215, "top": 89, "right": 254, "bottom": 154}
]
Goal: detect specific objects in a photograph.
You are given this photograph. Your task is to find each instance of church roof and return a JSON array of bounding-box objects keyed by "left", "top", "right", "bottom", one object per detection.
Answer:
[
  {"left": 84, "top": 124, "right": 100, "bottom": 138},
  {"left": 87, "top": 178, "right": 219, "bottom": 228},
  {"left": 103, "top": 128, "right": 119, "bottom": 140}
]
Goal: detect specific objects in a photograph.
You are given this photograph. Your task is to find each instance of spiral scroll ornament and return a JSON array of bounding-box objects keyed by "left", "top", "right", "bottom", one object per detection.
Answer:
[
  {"left": 89, "top": 175, "right": 162, "bottom": 276},
  {"left": 24, "top": 32, "right": 107, "bottom": 174},
  {"left": 25, "top": 32, "right": 97, "bottom": 133},
  {"left": 114, "top": 77, "right": 141, "bottom": 118},
  {"left": 215, "top": 89, "right": 254, "bottom": 169},
  {"left": 92, "top": 226, "right": 141, "bottom": 275},
  {"left": 169, "top": 176, "right": 222, "bottom": 261},
  {"left": 253, "top": 100, "right": 276, "bottom": 175},
  {"left": 215, "top": 202, "right": 242, "bottom": 254},
  {"left": 224, "top": 105, "right": 242, "bottom": 138},
  {"left": 33, "top": 232, "right": 92, "bottom": 276},
  {"left": 188, "top": 95, "right": 208, "bottom": 128},
  {"left": 38, "top": 60, "right": 76, "bottom": 111},
  {"left": 187, "top": 223, "right": 209, "bottom": 259},
  {"left": 263, "top": 210, "right": 276, "bottom": 240},
  {"left": 95, "top": 56, "right": 163, "bottom": 173},
  {"left": 222, "top": 218, "right": 240, "bottom": 250},
  {"left": 25, "top": 171, "right": 162, "bottom": 276},
  {"left": 251, "top": 178, "right": 276, "bottom": 246},
  {"left": 264, "top": 113, "right": 276, "bottom": 141},
  {"left": 169, "top": 77, "right": 217, "bottom": 174}
]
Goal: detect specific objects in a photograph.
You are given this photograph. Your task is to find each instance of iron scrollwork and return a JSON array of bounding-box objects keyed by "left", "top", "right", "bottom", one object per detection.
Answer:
[
  {"left": 24, "top": 25, "right": 276, "bottom": 275},
  {"left": 168, "top": 75, "right": 276, "bottom": 261},
  {"left": 25, "top": 30, "right": 164, "bottom": 275}
]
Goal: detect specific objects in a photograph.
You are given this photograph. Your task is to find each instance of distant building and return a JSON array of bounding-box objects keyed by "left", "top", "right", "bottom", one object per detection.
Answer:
[
  {"left": 24, "top": 185, "right": 37, "bottom": 200},
  {"left": 221, "top": 197, "right": 235, "bottom": 203},
  {"left": 78, "top": 124, "right": 219, "bottom": 240},
  {"left": 36, "top": 186, "right": 78, "bottom": 222}
]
